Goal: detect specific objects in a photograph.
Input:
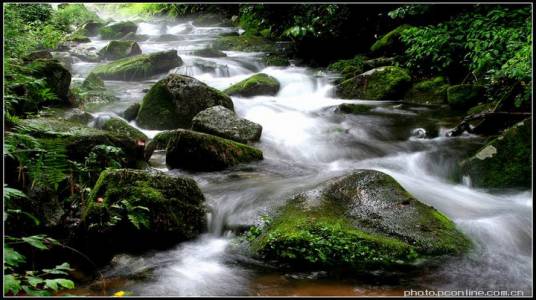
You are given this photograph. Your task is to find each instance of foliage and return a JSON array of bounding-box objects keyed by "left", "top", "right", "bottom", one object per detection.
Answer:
[
  {"left": 115, "top": 3, "right": 237, "bottom": 18},
  {"left": 82, "top": 145, "right": 125, "bottom": 184},
  {"left": 388, "top": 4, "right": 431, "bottom": 19},
  {"left": 4, "top": 236, "right": 75, "bottom": 296},
  {"left": 51, "top": 3, "right": 102, "bottom": 32}
]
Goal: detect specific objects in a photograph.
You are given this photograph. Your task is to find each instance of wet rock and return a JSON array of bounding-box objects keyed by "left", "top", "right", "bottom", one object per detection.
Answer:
[
  {"left": 65, "top": 34, "right": 91, "bottom": 43},
  {"left": 82, "top": 72, "right": 105, "bottom": 91},
  {"left": 460, "top": 118, "right": 531, "bottom": 189},
  {"left": 80, "top": 21, "right": 104, "bottom": 36},
  {"left": 363, "top": 57, "right": 397, "bottom": 70},
  {"left": 404, "top": 76, "right": 450, "bottom": 105},
  {"left": 95, "top": 115, "right": 148, "bottom": 141},
  {"left": 73, "top": 73, "right": 119, "bottom": 106},
  {"left": 336, "top": 66, "right": 411, "bottom": 100},
  {"left": 69, "top": 47, "right": 102, "bottom": 62},
  {"left": 249, "top": 170, "right": 471, "bottom": 271},
  {"left": 193, "top": 48, "right": 227, "bottom": 58},
  {"left": 447, "top": 84, "right": 485, "bottom": 110},
  {"left": 136, "top": 74, "right": 234, "bottom": 130},
  {"left": 120, "top": 32, "right": 150, "bottom": 42},
  {"left": 99, "top": 21, "right": 138, "bottom": 40},
  {"left": 15, "top": 117, "right": 145, "bottom": 166},
  {"left": 98, "top": 40, "right": 142, "bottom": 60},
  {"left": 337, "top": 103, "right": 374, "bottom": 114},
  {"left": 212, "top": 35, "right": 276, "bottom": 52},
  {"left": 90, "top": 50, "right": 182, "bottom": 81},
  {"left": 224, "top": 73, "right": 280, "bottom": 97},
  {"left": 192, "top": 105, "right": 262, "bottom": 143},
  {"left": 65, "top": 108, "right": 94, "bottom": 125},
  {"left": 25, "top": 59, "right": 72, "bottom": 102},
  {"left": 81, "top": 168, "right": 207, "bottom": 255},
  {"left": 152, "top": 34, "right": 183, "bottom": 42},
  {"left": 145, "top": 129, "right": 263, "bottom": 171},
  {"left": 370, "top": 24, "right": 412, "bottom": 54},
  {"left": 50, "top": 52, "right": 73, "bottom": 71},
  {"left": 23, "top": 50, "right": 53, "bottom": 61},
  {"left": 122, "top": 103, "right": 140, "bottom": 121}
]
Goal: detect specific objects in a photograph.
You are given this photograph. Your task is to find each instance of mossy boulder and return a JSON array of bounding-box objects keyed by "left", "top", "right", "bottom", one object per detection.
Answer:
[
  {"left": 99, "top": 21, "right": 138, "bottom": 40},
  {"left": 136, "top": 74, "right": 234, "bottom": 130},
  {"left": 50, "top": 52, "right": 73, "bottom": 71},
  {"left": 65, "top": 33, "right": 91, "bottom": 43},
  {"left": 328, "top": 55, "right": 366, "bottom": 80},
  {"left": 212, "top": 35, "right": 276, "bottom": 52},
  {"left": 336, "top": 66, "right": 411, "bottom": 100},
  {"left": 145, "top": 129, "right": 263, "bottom": 171},
  {"left": 224, "top": 73, "right": 280, "bottom": 97},
  {"left": 193, "top": 48, "right": 227, "bottom": 58},
  {"left": 122, "top": 102, "right": 140, "bottom": 121},
  {"left": 404, "top": 76, "right": 450, "bottom": 105},
  {"left": 363, "top": 57, "right": 397, "bottom": 70},
  {"left": 23, "top": 50, "right": 53, "bottom": 61},
  {"left": 25, "top": 59, "right": 72, "bottom": 102},
  {"left": 80, "top": 21, "right": 104, "bottom": 36},
  {"left": 90, "top": 50, "right": 182, "bottom": 81},
  {"left": 15, "top": 117, "right": 145, "bottom": 165},
  {"left": 192, "top": 105, "right": 262, "bottom": 143},
  {"left": 447, "top": 84, "right": 485, "bottom": 110},
  {"left": 81, "top": 169, "right": 207, "bottom": 255},
  {"left": 82, "top": 72, "right": 105, "bottom": 91},
  {"left": 65, "top": 108, "right": 95, "bottom": 125},
  {"left": 98, "top": 40, "right": 142, "bottom": 60},
  {"left": 337, "top": 103, "right": 374, "bottom": 114},
  {"left": 370, "top": 24, "right": 412, "bottom": 54},
  {"left": 249, "top": 170, "right": 471, "bottom": 271},
  {"left": 96, "top": 116, "right": 148, "bottom": 141},
  {"left": 459, "top": 118, "right": 531, "bottom": 189}
]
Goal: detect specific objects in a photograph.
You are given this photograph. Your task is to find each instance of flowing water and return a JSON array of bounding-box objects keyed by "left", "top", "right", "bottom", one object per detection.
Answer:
[{"left": 65, "top": 9, "right": 532, "bottom": 296}]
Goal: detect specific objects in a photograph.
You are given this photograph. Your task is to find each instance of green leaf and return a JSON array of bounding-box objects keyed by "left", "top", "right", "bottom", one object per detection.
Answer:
[
  {"left": 4, "top": 274, "right": 21, "bottom": 295},
  {"left": 54, "top": 278, "right": 75, "bottom": 289},
  {"left": 44, "top": 279, "right": 59, "bottom": 291},
  {"left": 22, "top": 285, "right": 52, "bottom": 296},
  {"left": 4, "top": 245, "right": 26, "bottom": 268},
  {"left": 26, "top": 276, "right": 44, "bottom": 288},
  {"left": 22, "top": 235, "right": 49, "bottom": 250}
]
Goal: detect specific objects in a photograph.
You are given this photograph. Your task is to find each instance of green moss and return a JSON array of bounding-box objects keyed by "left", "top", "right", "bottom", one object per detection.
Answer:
[
  {"left": 65, "top": 32, "right": 91, "bottom": 43},
  {"left": 98, "top": 40, "right": 142, "bottom": 60},
  {"left": 467, "top": 101, "right": 498, "bottom": 116},
  {"left": 224, "top": 73, "right": 280, "bottom": 97},
  {"left": 136, "top": 80, "right": 183, "bottom": 129},
  {"left": 460, "top": 118, "right": 531, "bottom": 189},
  {"left": 82, "top": 169, "right": 207, "bottom": 246},
  {"left": 403, "top": 76, "right": 449, "bottom": 105},
  {"left": 327, "top": 55, "right": 366, "bottom": 80},
  {"left": 447, "top": 84, "right": 485, "bottom": 110},
  {"left": 337, "top": 66, "right": 412, "bottom": 100},
  {"left": 262, "top": 54, "right": 290, "bottom": 67},
  {"left": 90, "top": 50, "right": 181, "bottom": 81},
  {"left": 156, "top": 129, "right": 263, "bottom": 171},
  {"left": 212, "top": 35, "right": 276, "bottom": 52},
  {"left": 99, "top": 21, "right": 138, "bottom": 39},
  {"left": 81, "top": 73, "right": 105, "bottom": 91},
  {"left": 101, "top": 117, "right": 148, "bottom": 141},
  {"left": 337, "top": 103, "right": 373, "bottom": 114},
  {"left": 370, "top": 24, "right": 412, "bottom": 53}
]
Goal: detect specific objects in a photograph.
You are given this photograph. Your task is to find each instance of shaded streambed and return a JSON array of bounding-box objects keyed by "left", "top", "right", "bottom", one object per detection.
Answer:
[{"left": 63, "top": 10, "right": 532, "bottom": 297}]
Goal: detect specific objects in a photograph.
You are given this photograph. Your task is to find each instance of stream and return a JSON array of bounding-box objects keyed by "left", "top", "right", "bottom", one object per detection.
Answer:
[{"left": 64, "top": 9, "right": 532, "bottom": 296}]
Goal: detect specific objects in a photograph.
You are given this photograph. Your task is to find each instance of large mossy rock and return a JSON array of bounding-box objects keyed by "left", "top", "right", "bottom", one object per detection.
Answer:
[
  {"left": 98, "top": 40, "right": 142, "bottom": 60},
  {"left": 81, "top": 169, "right": 207, "bottom": 255},
  {"left": 96, "top": 115, "right": 148, "bottom": 141},
  {"left": 212, "top": 35, "right": 276, "bottom": 52},
  {"left": 327, "top": 55, "right": 366, "bottom": 81},
  {"left": 99, "top": 21, "right": 138, "bottom": 40},
  {"left": 25, "top": 59, "right": 72, "bottom": 101},
  {"left": 136, "top": 74, "right": 234, "bottom": 130},
  {"left": 90, "top": 50, "right": 182, "bottom": 81},
  {"left": 192, "top": 105, "right": 262, "bottom": 143},
  {"left": 80, "top": 21, "right": 104, "bottom": 36},
  {"left": 336, "top": 66, "right": 411, "bottom": 100},
  {"left": 403, "top": 76, "right": 450, "bottom": 105},
  {"left": 145, "top": 129, "right": 263, "bottom": 171},
  {"left": 250, "top": 170, "right": 471, "bottom": 271},
  {"left": 74, "top": 73, "right": 119, "bottom": 106},
  {"left": 15, "top": 117, "right": 145, "bottom": 166},
  {"left": 447, "top": 84, "right": 485, "bottom": 110},
  {"left": 460, "top": 118, "right": 531, "bottom": 189},
  {"left": 224, "top": 73, "right": 280, "bottom": 97},
  {"left": 370, "top": 24, "right": 412, "bottom": 54}
]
